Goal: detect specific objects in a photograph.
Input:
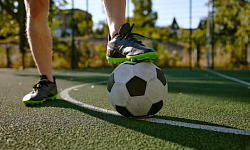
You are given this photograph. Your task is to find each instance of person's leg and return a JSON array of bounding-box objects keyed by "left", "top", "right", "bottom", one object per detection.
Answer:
[
  {"left": 23, "top": 0, "right": 57, "bottom": 105},
  {"left": 25, "top": 0, "right": 53, "bottom": 82},
  {"left": 102, "top": 0, "right": 126, "bottom": 38},
  {"left": 102, "top": 0, "right": 158, "bottom": 64}
]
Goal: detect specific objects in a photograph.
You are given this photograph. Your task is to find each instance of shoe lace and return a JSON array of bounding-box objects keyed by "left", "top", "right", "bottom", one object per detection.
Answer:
[
  {"left": 32, "top": 80, "right": 51, "bottom": 92},
  {"left": 119, "top": 23, "right": 150, "bottom": 46}
]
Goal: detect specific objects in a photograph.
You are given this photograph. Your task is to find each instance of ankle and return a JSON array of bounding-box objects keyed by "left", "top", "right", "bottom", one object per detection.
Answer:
[
  {"left": 47, "top": 76, "right": 54, "bottom": 83},
  {"left": 109, "top": 23, "right": 124, "bottom": 38},
  {"left": 110, "top": 30, "right": 117, "bottom": 39},
  {"left": 41, "top": 74, "right": 54, "bottom": 83}
]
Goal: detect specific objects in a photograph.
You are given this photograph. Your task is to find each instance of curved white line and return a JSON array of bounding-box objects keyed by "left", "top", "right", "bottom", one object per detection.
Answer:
[
  {"left": 60, "top": 81, "right": 250, "bottom": 136},
  {"left": 60, "top": 81, "right": 120, "bottom": 116}
]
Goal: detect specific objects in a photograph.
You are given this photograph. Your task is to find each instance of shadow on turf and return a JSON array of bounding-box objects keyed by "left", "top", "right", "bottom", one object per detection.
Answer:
[{"left": 31, "top": 99, "right": 250, "bottom": 150}]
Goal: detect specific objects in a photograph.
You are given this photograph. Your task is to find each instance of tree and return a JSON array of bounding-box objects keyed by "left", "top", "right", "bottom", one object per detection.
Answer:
[
  {"left": 131, "top": 0, "right": 157, "bottom": 27},
  {"left": 0, "top": 0, "right": 20, "bottom": 40},
  {"left": 193, "top": 19, "right": 207, "bottom": 68},
  {"left": 0, "top": 13, "right": 19, "bottom": 40},
  {"left": 129, "top": 0, "right": 158, "bottom": 38},
  {"left": 212, "top": 0, "right": 249, "bottom": 66},
  {"left": 94, "top": 21, "right": 109, "bottom": 38},
  {"left": 0, "top": 0, "right": 67, "bottom": 39},
  {"left": 67, "top": 10, "right": 93, "bottom": 36},
  {"left": 0, "top": 0, "right": 67, "bottom": 68},
  {"left": 213, "top": 0, "right": 249, "bottom": 36}
]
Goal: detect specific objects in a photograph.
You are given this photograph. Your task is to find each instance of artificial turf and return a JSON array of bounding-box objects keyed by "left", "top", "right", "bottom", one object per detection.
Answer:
[{"left": 0, "top": 69, "right": 249, "bottom": 150}]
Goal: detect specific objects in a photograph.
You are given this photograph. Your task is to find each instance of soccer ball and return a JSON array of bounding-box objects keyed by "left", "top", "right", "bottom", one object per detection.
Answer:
[{"left": 107, "top": 62, "right": 167, "bottom": 118}]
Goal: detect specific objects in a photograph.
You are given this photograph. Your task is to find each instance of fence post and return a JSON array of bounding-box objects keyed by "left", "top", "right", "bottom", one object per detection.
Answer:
[
  {"left": 86, "top": 0, "right": 89, "bottom": 35},
  {"left": 189, "top": 0, "right": 192, "bottom": 69},
  {"left": 71, "top": 0, "right": 77, "bottom": 69},
  {"left": 206, "top": 7, "right": 210, "bottom": 69},
  {"left": 19, "top": 0, "right": 26, "bottom": 69},
  {"left": 245, "top": 35, "right": 248, "bottom": 65},
  {"left": 6, "top": 44, "right": 12, "bottom": 68},
  {"left": 211, "top": 0, "right": 215, "bottom": 69}
]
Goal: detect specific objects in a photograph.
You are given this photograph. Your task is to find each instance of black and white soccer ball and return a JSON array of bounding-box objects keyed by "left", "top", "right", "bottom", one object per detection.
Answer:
[{"left": 107, "top": 62, "right": 167, "bottom": 118}]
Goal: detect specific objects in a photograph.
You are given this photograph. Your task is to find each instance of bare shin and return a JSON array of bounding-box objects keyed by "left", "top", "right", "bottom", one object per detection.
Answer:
[
  {"left": 102, "top": 0, "right": 126, "bottom": 38},
  {"left": 25, "top": 0, "right": 53, "bottom": 82}
]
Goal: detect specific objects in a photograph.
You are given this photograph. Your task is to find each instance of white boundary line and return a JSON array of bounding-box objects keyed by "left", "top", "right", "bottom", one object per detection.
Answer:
[
  {"left": 60, "top": 81, "right": 250, "bottom": 136},
  {"left": 207, "top": 70, "right": 250, "bottom": 87}
]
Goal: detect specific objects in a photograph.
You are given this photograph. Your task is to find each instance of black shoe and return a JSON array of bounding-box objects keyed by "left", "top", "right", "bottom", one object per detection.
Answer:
[
  {"left": 106, "top": 23, "right": 158, "bottom": 64},
  {"left": 23, "top": 75, "right": 58, "bottom": 105}
]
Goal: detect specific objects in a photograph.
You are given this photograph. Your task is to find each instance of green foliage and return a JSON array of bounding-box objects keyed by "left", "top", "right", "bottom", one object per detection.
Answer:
[
  {"left": 78, "top": 42, "right": 91, "bottom": 68},
  {"left": 0, "top": 47, "right": 5, "bottom": 67},
  {"left": 131, "top": 0, "right": 157, "bottom": 27},
  {"left": 52, "top": 39, "right": 71, "bottom": 68},
  {"left": 212, "top": 0, "right": 249, "bottom": 67},
  {"left": 0, "top": 13, "right": 19, "bottom": 41},
  {"left": 48, "top": 1, "right": 66, "bottom": 35},
  {"left": 68, "top": 11, "right": 93, "bottom": 36},
  {"left": 213, "top": 0, "right": 249, "bottom": 36},
  {"left": 193, "top": 19, "right": 207, "bottom": 45},
  {"left": 93, "top": 43, "right": 109, "bottom": 68},
  {"left": 129, "top": 0, "right": 160, "bottom": 39},
  {"left": 94, "top": 21, "right": 109, "bottom": 38},
  {"left": 95, "top": 44, "right": 106, "bottom": 61},
  {"left": 0, "top": 0, "right": 67, "bottom": 40},
  {"left": 154, "top": 42, "right": 169, "bottom": 67},
  {"left": 0, "top": 0, "right": 19, "bottom": 41},
  {"left": 151, "top": 27, "right": 170, "bottom": 42}
]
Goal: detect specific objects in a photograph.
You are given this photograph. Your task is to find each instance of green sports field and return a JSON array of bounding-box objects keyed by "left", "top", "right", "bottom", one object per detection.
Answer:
[{"left": 0, "top": 68, "right": 250, "bottom": 150}]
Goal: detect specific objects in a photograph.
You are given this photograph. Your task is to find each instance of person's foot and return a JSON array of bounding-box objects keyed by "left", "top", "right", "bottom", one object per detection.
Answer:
[
  {"left": 106, "top": 23, "right": 158, "bottom": 64},
  {"left": 23, "top": 75, "right": 58, "bottom": 105}
]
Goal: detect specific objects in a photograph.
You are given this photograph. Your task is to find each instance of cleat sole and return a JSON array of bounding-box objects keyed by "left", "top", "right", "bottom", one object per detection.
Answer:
[
  {"left": 107, "top": 52, "right": 158, "bottom": 64},
  {"left": 106, "top": 57, "right": 128, "bottom": 64},
  {"left": 127, "top": 52, "right": 158, "bottom": 61},
  {"left": 23, "top": 94, "right": 58, "bottom": 106}
]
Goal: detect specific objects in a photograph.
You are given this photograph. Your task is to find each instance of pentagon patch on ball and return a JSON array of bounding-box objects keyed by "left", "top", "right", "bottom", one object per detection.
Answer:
[{"left": 107, "top": 62, "right": 168, "bottom": 118}]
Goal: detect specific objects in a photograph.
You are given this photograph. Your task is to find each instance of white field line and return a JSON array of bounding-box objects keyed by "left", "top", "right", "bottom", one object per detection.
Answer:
[
  {"left": 207, "top": 70, "right": 250, "bottom": 87},
  {"left": 60, "top": 81, "right": 250, "bottom": 136}
]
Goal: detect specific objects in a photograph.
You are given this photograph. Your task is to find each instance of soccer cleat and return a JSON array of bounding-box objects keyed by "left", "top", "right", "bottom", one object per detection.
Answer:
[
  {"left": 23, "top": 75, "right": 58, "bottom": 105},
  {"left": 106, "top": 23, "right": 158, "bottom": 64}
]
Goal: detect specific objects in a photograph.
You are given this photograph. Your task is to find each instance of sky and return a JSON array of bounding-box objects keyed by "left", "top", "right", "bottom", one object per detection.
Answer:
[{"left": 61, "top": 0, "right": 210, "bottom": 29}]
